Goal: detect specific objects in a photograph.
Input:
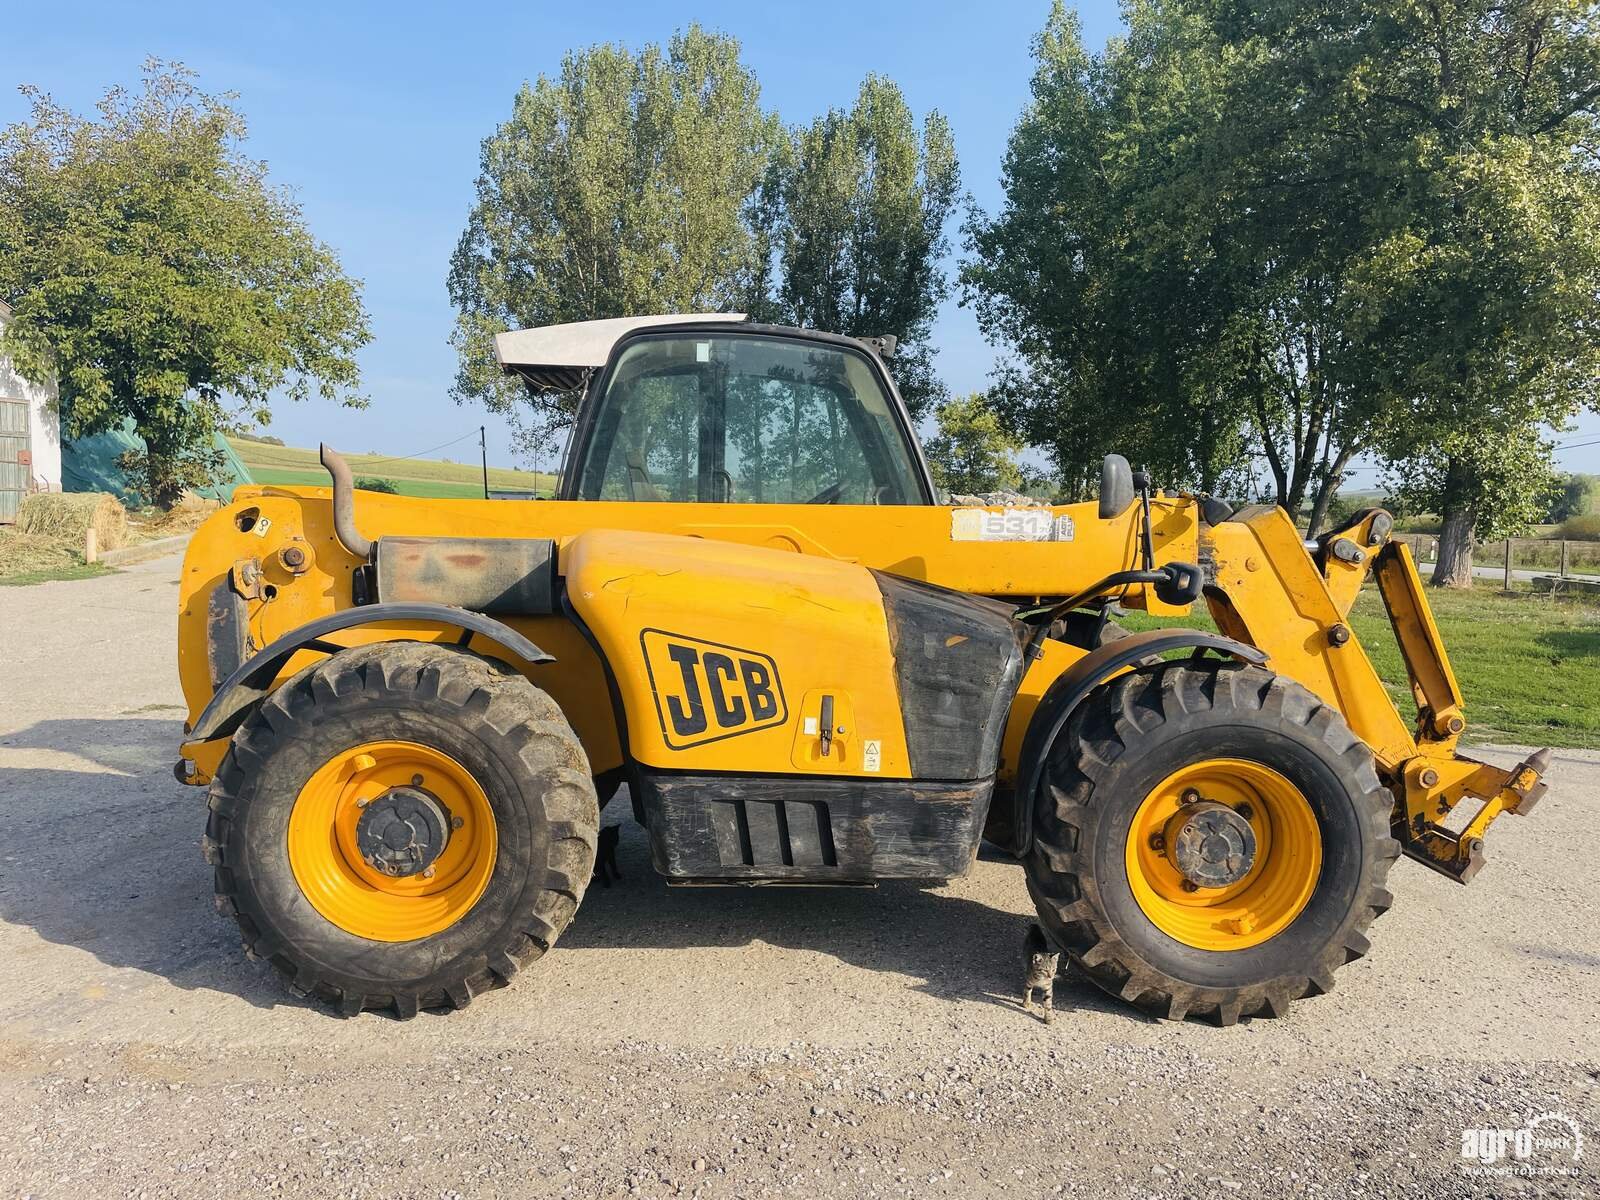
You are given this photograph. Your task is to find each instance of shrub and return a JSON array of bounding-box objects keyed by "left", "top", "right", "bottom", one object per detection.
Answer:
[
  {"left": 1393, "top": 514, "right": 1443, "bottom": 534},
  {"left": 1557, "top": 514, "right": 1600, "bottom": 541},
  {"left": 355, "top": 476, "right": 398, "bottom": 493},
  {"left": 117, "top": 445, "right": 226, "bottom": 509}
]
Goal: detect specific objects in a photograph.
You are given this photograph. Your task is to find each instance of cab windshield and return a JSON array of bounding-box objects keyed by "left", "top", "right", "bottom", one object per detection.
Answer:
[{"left": 573, "top": 333, "right": 926, "bottom": 504}]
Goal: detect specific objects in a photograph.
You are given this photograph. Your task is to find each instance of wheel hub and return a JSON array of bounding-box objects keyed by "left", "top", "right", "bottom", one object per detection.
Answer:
[
  {"left": 355, "top": 786, "right": 451, "bottom": 877},
  {"left": 1166, "top": 800, "right": 1257, "bottom": 888}
]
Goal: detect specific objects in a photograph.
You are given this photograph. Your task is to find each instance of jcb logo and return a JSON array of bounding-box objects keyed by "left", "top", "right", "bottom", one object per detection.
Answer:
[{"left": 641, "top": 630, "right": 787, "bottom": 749}]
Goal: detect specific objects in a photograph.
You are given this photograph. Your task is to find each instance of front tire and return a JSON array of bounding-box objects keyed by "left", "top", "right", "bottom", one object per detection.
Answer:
[
  {"left": 1024, "top": 661, "right": 1398, "bottom": 1024},
  {"left": 203, "top": 642, "right": 598, "bottom": 1018}
]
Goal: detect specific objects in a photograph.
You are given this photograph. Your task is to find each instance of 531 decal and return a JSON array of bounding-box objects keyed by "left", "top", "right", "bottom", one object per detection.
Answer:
[{"left": 640, "top": 630, "right": 787, "bottom": 749}]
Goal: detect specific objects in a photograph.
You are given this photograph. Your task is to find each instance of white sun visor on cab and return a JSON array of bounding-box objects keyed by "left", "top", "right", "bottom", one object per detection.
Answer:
[{"left": 494, "top": 313, "right": 747, "bottom": 392}]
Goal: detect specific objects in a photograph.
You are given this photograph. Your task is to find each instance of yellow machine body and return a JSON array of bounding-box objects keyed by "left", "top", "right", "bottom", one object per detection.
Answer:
[
  {"left": 170, "top": 320, "right": 1555, "bottom": 1023},
  {"left": 177, "top": 487, "right": 1188, "bottom": 783},
  {"left": 177, "top": 482, "right": 1539, "bottom": 885}
]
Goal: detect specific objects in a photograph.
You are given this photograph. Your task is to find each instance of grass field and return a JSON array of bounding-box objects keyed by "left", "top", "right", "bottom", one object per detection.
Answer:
[
  {"left": 1123, "top": 584, "right": 1600, "bottom": 749},
  {"left": 230, "top": 436, "right": 558, "bottom": 499},
  {"left": 0, "top": 561, "right": 112, "bottom": 586}
]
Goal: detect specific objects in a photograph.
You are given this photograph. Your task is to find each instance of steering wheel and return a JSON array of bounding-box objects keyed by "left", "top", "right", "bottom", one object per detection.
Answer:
[{"left": 807, "top": 481, "right": 846, "bottom": 505}]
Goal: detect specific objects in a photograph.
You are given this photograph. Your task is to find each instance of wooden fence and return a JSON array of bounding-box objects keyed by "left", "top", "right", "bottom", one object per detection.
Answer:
[{"left": 1393, "top": 533, "right": 1600, "bottom": 595}]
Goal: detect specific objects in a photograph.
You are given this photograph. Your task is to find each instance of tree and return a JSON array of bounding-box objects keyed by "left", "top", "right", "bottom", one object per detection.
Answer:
[
  {"left": 447, "top": 26, "right": 779, "bottom": 456},
  {"left": 966, "top": 0, "right": 1600, "bottom": 555},
  {"left": 0, "top": 62, "right": 369, "bottom": 507},
  {"left": 1316, "top": 0, "right": 1600, "bottom": 584},
  {"left": 1549, "top": 473, "right": 1600, "bottom": 522},
  {"left": 923, "top": 392, "right": 1044, "bottom": 497},
  {"left": 1383, "top": 434, "right": 1557, "bottom": 581},
  {"left": 962, "top": 5, "right": 1271, "bottom": 505},
  {"left": 768, "top": 77, "right": 960, "bottom": 419}
]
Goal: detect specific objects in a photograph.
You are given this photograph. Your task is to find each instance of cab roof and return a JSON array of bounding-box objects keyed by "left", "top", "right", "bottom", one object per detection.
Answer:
[{"left": 494, "top": 313, "right": 747, "bottom": 392}]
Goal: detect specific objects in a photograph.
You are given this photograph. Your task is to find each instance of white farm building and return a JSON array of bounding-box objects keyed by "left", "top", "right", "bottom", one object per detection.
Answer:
[{"left": 0, "top": 299, "right": 63, "bottom": 521}]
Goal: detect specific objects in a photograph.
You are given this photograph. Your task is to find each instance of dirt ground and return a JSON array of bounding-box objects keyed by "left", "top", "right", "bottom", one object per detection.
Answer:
[{"left": 1, "top": 554, "right": 1596, "bottom": 1199}]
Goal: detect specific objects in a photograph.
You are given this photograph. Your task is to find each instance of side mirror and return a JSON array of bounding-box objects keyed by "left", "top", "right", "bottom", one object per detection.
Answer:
[{"left": 1099, "top": 454, "right": 1134, "bottom": 519}]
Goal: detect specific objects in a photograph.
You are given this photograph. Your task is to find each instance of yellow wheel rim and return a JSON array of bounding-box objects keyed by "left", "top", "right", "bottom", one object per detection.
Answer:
[
  {"left": 1125, "top": 758, "right": 1321, "bottom": 950},
  {"left": 288, "top": 740, "right": 497, "bottom": 942}
]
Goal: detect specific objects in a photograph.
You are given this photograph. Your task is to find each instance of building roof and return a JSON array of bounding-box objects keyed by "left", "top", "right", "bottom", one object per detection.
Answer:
[{"left": 493, "top": 313, "right": 746, "bottom": 391}]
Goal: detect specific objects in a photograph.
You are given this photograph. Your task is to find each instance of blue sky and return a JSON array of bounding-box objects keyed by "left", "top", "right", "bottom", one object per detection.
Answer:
[{"left": 6, "top": 1, "right": 1597, "bottom": 478}]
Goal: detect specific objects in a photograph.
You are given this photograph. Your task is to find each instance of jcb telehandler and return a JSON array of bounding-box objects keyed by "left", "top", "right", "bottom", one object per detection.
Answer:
[{"left": 174, "top": 314, "right": 1549, "bottom": 1023}]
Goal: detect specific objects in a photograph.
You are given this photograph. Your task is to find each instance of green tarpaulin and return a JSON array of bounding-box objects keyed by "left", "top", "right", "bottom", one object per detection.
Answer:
[{"left": 61, "top": 419, "right": 251, "bottom": 505}]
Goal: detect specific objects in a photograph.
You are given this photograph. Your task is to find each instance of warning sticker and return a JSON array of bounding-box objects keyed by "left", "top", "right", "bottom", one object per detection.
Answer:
[
  {"left": 950, "top": 509, "right": 1074, "bottom": 543},
  {"left": 863, "top": 739, "right": 882, "bottom": 773}
]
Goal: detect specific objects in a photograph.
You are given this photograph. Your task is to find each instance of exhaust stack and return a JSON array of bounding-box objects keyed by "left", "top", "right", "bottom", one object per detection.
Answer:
[{"left": 319, "top": 443, "right": 373, "bottom": 560}]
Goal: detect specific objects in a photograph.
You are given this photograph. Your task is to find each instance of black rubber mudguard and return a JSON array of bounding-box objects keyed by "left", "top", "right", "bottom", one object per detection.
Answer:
[
  {"left": 187, "top": 601, "right": 553, "bottom": 744},
  {"left": 1004, "top": 628, "right": 1268, "bottom": 856}
]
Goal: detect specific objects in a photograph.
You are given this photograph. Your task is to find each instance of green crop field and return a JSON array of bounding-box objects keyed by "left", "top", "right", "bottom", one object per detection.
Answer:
[
  {"left": 1123, "top": 584, "right": 1600, "bottom": 749},
  {"left": 229, "top": 436, "right": 558, "bottom": 498}
]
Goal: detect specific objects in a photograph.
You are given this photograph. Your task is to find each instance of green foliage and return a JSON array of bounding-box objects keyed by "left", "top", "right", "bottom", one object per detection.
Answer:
[
  {"left": 962, "top": 1, "right": 1600, "bottom": 540},
  {"left": 354, "top": 476, "right": 399, "bottom": 494},
  {"left": 961, "top": 5, "right": 1269, "bottom": 504},
  {"left": 448, "top": 32, "right": 962, "bottom": 455},
  {"left": 1392, "top": 514, "right": 1444, "bottom": 535},
  {"left": 447, "top": 26, "right": 780, "bottom": 454},
  {"left": 1549, "top": 473, "right": 1600, "bottom": 522},
  {"left": 1559, "top": 514, "right": 1600, "bottom": 541},
  {"left": 1384, "top": 436, "right": 1559, "bottom": 544},
  {"left": 766, "top": 77, "right": 960, "bottom": 419},
  {"left": 923, "top": 393, "right": 1035, "bottom": 497},
  {"left": 0, "top": 61, "right": 370, "bottom": 508},
  {"left": 1322, "top": 494, "right": 1368, "bottom": 531},
  {"left": 1327, "top": 1, "right": 1600, "bottom": 555},
  {"left": 117, "top": 444, "right": 227, "bottom": 510}
]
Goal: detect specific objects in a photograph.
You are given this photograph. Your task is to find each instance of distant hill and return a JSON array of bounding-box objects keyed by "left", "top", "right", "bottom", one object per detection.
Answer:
[{"left": 229, "top": 435, "right": 556, "bottom": 499}]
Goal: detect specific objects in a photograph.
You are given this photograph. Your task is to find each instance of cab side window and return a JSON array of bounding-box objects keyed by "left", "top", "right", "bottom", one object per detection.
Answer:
[{"left": 576, "top": 335, "right": 925, "bottom": 505}]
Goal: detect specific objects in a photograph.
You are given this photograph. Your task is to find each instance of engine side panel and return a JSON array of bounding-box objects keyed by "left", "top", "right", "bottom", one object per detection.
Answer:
[{"left": 563, "top": 529, "right": 914, "bottom": 778}]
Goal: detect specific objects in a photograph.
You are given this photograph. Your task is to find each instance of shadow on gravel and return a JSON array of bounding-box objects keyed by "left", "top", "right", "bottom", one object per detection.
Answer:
[
  {"left": 564, "top": 815, "right": 1140, "bottom": 1022},
  {"left": 0, "top": 717, "right": 306, "bottom": 1013},
  {"left": 0, "top": 723, "right": 1134, "bottom": 1022}
]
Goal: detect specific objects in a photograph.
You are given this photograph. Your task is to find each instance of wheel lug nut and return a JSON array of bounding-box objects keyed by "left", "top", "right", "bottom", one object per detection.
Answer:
[
  {"left": 355, "top": 797, "right": 369, "bottom": 808},
  {"left": 1148, "top": 833, "right": 1165, "bottom": 852},
  {"left": 451, "top": 816, "right": 464, "bottom": 830},
  {"left": 422, "top": 866, "right": 436, "bottom": 879},
  {"left": 1180, "top": 880, "right": 1199, "bottom": 893},
  {"left": 412, "top": 774, "right": 424, "bottom": 786},
  {"left": 1236, "top": 803, "right": 1253, "bottom": 820}
]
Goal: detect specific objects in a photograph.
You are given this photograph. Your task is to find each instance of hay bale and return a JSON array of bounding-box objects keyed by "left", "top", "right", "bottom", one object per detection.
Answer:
[{"left": 16, "top": 492, "right": 128, "bottom": 551}]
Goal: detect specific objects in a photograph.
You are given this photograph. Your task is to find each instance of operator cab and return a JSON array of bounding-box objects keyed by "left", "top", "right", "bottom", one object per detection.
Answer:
[{"left": 495, "top": 315, "right": 936, "bottom": 505}]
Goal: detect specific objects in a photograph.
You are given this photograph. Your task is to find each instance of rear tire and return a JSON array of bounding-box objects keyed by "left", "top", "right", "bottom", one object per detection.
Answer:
[
  {"left": 1024, "top": 661, "right": 1397, "bottom": 1024},
  {"left": 203, "top": 642, "right": 598, "bottom": 1018}
]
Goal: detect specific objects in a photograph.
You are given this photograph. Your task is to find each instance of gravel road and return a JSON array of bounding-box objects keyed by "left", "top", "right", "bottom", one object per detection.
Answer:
[{"left": 2, "top": 555, "right": 1596, "bottom": 1199}]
